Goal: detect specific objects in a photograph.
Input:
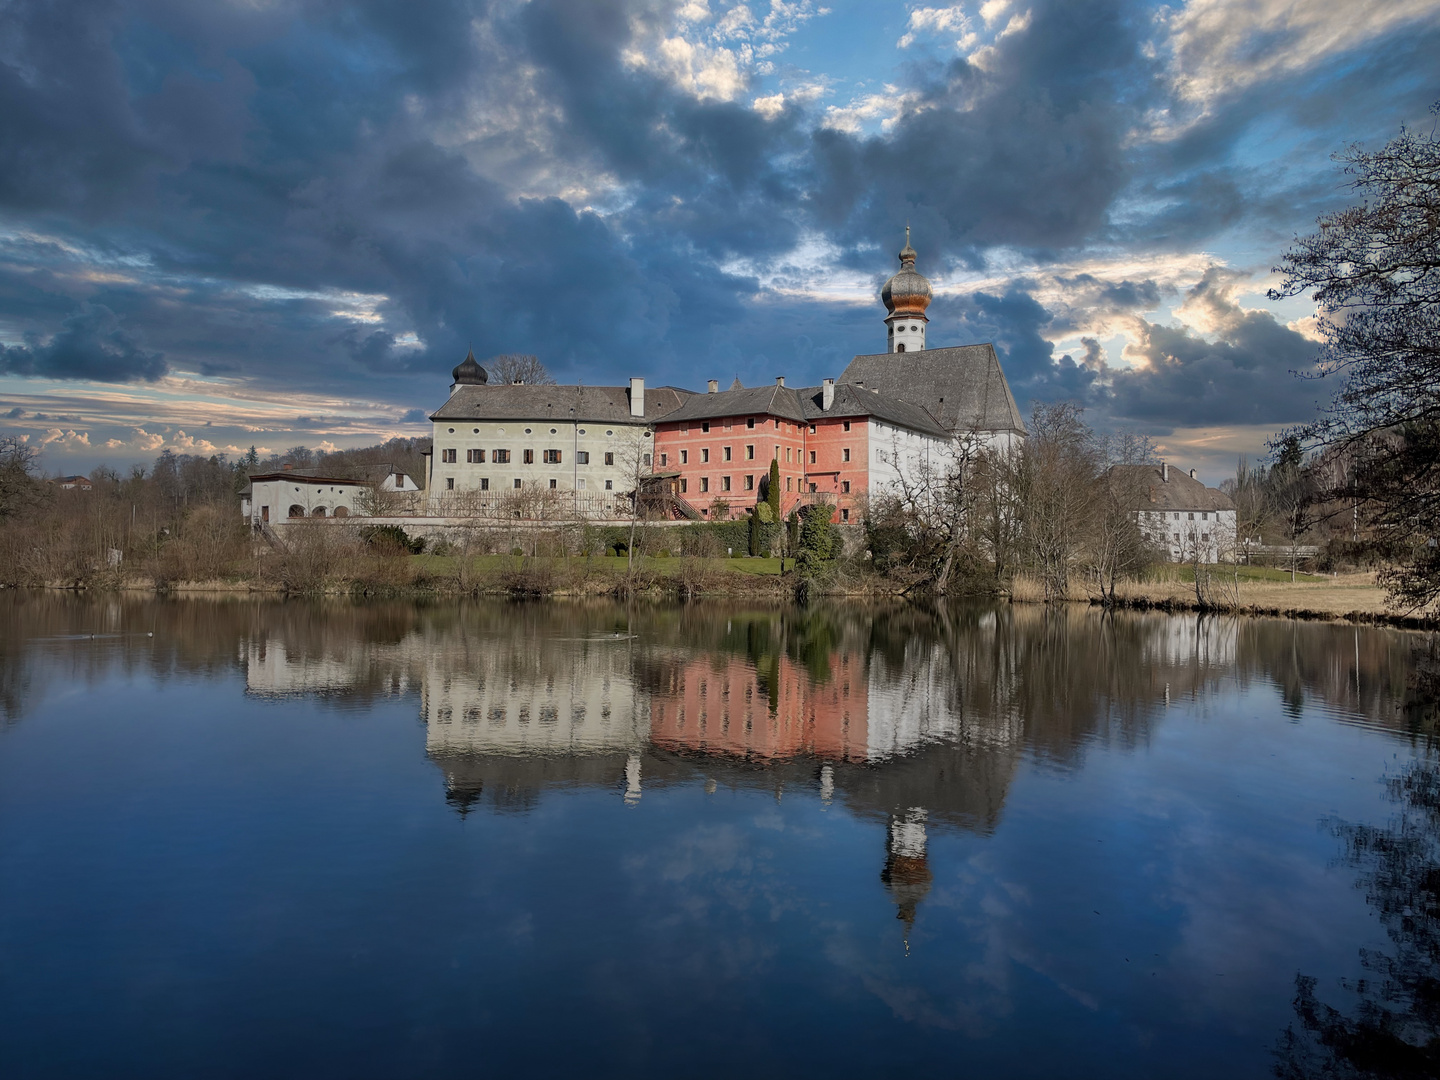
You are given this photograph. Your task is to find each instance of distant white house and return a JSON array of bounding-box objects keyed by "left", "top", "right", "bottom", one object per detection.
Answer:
[
  {"left": 1111, "top": 462, "right": 1237, "bottom": 563},
  {"left": 50, "top": 475, "right": 93, "bottom": 491}
]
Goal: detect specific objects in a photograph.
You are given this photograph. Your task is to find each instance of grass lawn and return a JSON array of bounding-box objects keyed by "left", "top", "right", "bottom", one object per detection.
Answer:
[{"left": 1163, "top": 564, "right": 1332, "bottom": 585}]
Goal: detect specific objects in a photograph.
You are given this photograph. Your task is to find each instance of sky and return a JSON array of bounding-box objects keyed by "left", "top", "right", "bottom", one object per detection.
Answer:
[{"left": 1, "top": 0, "right": 1438, "bottom": 483}]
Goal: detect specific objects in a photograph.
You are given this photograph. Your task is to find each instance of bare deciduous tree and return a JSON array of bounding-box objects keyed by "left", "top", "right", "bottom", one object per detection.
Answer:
[{"left": 488, "top": 354, "right": 556, "bottom": 386}]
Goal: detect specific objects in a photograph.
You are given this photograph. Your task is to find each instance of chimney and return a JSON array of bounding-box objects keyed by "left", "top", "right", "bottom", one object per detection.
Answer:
[
  {"left": 1161, "top": 461, "right": 1168, "bottom": 482},
  {"left": 707, "top": 379, "right": 719, "bottom": 394},
  {"left": 822, "top": 378, "right": 834, "bottom": 411},
  {"left": 775, "top": 376, "right": 785, "bottom": 387},
  {"left": 629, "top": 377, "right": 645, "bottom": 418},
  {"left": 1189, "top": 468, "right": 1197, "bottom": 480}
]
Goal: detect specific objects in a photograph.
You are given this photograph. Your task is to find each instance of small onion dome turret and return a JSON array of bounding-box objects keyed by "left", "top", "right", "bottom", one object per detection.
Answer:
[
  {"left": 880, "top": 227, "right": 932, "bottom": 319},
  {"left": 452, "top": 348, "right": 488, "bottom": 386}
]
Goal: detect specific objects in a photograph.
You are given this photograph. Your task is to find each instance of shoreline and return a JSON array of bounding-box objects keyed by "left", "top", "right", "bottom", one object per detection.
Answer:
[{"left": 8, "top": 569, "right": 1433, "bottom": 630}]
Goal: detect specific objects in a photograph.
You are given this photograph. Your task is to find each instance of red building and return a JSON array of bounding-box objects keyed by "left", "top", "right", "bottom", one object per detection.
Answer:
[{"left": 651, "top": 377, "right": 948, "bottom": 522}]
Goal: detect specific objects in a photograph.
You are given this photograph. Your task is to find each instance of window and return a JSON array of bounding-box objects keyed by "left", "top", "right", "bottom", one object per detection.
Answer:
[
  {"left": 549, "top": 428, "right": 557, "bottom": 435},
  {"left": 605, "top": 480, "right": 613, "bottom": 490},
  {"left": 514, "top": 479, "right": 522, "bottom": 489},
  {"left": 680, "top": 423, "right": 689, "bottom": 433},
  {"left": 543, "top": 449, "right": 561, "bottom": 464},
  {"left": 897, "top": 344, "right": 906, "bottom": 352},
  {"left": 680, "top": 479, "right": 687, "bottom": 493},
  {"left": 660, "top": 453, "right": 667, "bottom": 466},
  {"left": 786, "top": 478, "right": 792, "bottom": 492},
  {"left": 467, "top": 449, "right": 484, "bottom": 463},
  {"left": 700, "top": 477, "right": 709, "bottom": 493},
  {"left": 842, "top": 448, "right": 850, "bottom": 462},
  {"left": 576, "top": 451, "right": 589, "bottom": 465},
  {"left": 746, "top": 418, "right": 755, "bottom": 429},
  {"left": 841, "top": 509, "right": 850, "bottom": 522},
  {"left": 843, "top": 421, "right": 851, "bottom": 432},
  {"left": 577, "top": 478, "right": 586, "bottom": 490},
  {"left": 446, "top": 477, "right": 455, "bottom": 490},
  {"left": 723, "top": 446, "right": 732, "bottom": 461},
  {"left": 808, "top": 482, "right": 817, "bottom": 493},
  {"left": 721, "top": 476, "right": 731, "bottom": 491},
  {"left": 809, "top": 450, "right": 817, "bottom": 464},
  {"left": 524, "top": 449, "right": 535, "bottom": 464},
  {"left": 745, "top": 445, "right": 754, "bottom": 460},
  {"left": 773, "top": 419, "right": 779, "bottom": 429},
  {"left": 448, "top": 427, "right": 455, "bottom": 433},
  {"left": 604, "top": 452, "right": 614, "bottom": 466},
  {"left": 701, "top": 422, "right": 710, "bottom": 433},
  {"left": 744, "top": 475, "right": 754, "bottom": 491},
  {"left": 702, "top": 448, "right": 710, "bottom": 463},
  {"left": 1202, "top": 532, "right": 1210, "bottom": 541},
  {"left": 549, "top": 479, "right": 557, "bottom": 489},
  {"left": 1202, "top": 511, "right": 1209, "bottom": 520},
  {"left": 480, "top": 478, "right": 489, "bottom": 491},
  {"left": 724, "top": 420, "right": 733, "bottom": 431},
  {"left": 842, "top": 481, "right": 850, "bottom": 494},
  {"left": 493, "top": 449, "right": 510, "bottom": 463},
  {"left": 1187, "top": 512, "right": 1194, "bottom": 520},
  {"left": 680, "top": 450, "right": 688, "bottom": 464},
  {"left": 643, "top": 453, "right": 651, "bottom": 466},
  {"left": 808, "top": 424, "right": 816, "bottom": 434},
  {"left": 785, "top": 447, "right": 792, "bottom": 463},
  {"left": 442, "top": 448, "right": 457, "bottom": 463}
]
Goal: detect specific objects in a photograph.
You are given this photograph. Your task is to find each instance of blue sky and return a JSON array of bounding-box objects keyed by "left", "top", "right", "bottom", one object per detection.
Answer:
[{"left": 1, "top": 0, "right": 1438, "bottom": 481}]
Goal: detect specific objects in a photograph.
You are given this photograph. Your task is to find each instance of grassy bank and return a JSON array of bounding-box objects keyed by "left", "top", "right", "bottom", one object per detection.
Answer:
[{"left": 1010, "top": 568, "right": 1431, "bottom": 628}]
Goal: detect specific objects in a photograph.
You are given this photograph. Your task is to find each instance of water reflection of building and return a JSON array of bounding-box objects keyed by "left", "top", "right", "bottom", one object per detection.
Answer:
[
  {"left": 647, "top": 651, "right": 870, "bottom": 761},
  {"left": 882, "top": 809, "right": 932, "bottom": 946}
]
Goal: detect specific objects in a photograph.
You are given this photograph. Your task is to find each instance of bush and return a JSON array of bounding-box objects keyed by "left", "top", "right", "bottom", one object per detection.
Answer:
[
  {"left": 360, "top": 524, "right": 425, "bottom": 555},
  {"left": 511, "top": 546, "right": 525, "bottom": 557},
  {"left": 656, "top": 549, "right": 671, "bottom": 558}
]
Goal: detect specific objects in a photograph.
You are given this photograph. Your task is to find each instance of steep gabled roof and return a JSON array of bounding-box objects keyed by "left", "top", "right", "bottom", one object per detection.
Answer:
[
  {"left": 797, "top": 383, "right": 950, "bottom": 438},
  {"left": 656, "top": 381, "right": 951, "bottom": 438},
  {"left": 839, "top": 344, "right": 1025, "bottom": 435},
  {"left": 1109, "top": 465, "right": 1235, "bottom": 512},
  {"left": 430, "top": 384, "right": 692, "bottom": 424},
  {"left": 657, "top": 383, "right": 808, "bottom": 424}
]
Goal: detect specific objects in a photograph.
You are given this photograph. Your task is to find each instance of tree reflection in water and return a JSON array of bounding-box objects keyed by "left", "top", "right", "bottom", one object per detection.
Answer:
[{"left": 1278, "top": 638, "right": 1440, "bottom": 1080}]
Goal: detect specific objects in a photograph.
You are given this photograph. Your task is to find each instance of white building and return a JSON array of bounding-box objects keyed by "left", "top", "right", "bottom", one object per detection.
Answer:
[
  {"left": 425, "top": 350, "right": 691, "bottom": 514},
  {"left": 240, "top": 467, "right": 421, "bottom": 524},
  {"left": 1113, "top": 462, "right": 1237, "bottom": 562}
]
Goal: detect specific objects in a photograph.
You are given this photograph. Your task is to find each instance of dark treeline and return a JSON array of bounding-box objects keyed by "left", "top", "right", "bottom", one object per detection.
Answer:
[{"left": 0, "top": 435, "right": 429, "bottom": 587}]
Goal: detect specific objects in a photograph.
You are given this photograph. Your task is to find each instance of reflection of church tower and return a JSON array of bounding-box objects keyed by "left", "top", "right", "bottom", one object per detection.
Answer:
[
  {"left": 881, "top": 807, "right": 932, "bottom": 949},
  {"left": 881, "top": 227, "right": 932, "bottom": 354}
]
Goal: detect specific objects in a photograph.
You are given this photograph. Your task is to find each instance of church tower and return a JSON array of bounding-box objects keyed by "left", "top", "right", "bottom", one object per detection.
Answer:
[{"left": 881, "top": 227, "right": 932, "bottom": 353}]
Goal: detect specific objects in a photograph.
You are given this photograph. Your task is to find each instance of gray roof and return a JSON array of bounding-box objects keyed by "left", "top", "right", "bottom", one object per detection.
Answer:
[
  {"left": 838, "top": 344, "right": 1026, "bottom": 435},
  {"left": 1109, "top": 465, "right": 1236, "bottom": 512},
  {"left": 657, "top": 381, "right": 951, "bottom": 439},
  {"left": 430, "top": 383, "right": 692, "bottom": 424}
]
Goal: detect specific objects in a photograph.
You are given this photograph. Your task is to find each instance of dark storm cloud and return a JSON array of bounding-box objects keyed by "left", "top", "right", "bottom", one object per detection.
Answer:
[
  {"left": 0, "top": 0, "right": 1432, "bottom": 443},
  {"left": 0, "top": 304, "right": 166, "bottom": 382},
  {"left": 1106, "top": 269, "right": 1331, "bottom": 427}
]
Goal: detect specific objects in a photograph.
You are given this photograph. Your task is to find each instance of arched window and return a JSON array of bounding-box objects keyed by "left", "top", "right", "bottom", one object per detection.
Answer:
[
  {"left": 897, "top": 344, "right": 906, "bottom": 353},
  {"left": 333, "top": 506, "right": 349, "bottom": 518},
  {"left": 311, "top": 506, "right": 328, "bottom": 517},
  {"left": 288, "top": 504, "right": 305, "bottom": 518}
]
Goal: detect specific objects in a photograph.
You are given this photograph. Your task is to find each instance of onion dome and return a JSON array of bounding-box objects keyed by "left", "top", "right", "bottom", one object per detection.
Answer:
[
  {"left": 880, "top": 226, "right": 932, "bottom": 319},
  {"left": 451, "top": 347, "right": 488, "bottom": 386}
]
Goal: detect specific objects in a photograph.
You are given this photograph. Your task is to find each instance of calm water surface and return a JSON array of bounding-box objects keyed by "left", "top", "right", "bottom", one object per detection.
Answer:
[{"left": 0, "top": 595, "right": 1436, "bottom": 1079}]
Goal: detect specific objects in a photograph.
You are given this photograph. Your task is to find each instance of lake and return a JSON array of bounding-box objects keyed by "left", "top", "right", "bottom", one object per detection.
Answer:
[{"left": 0, "top": 594, "right": 1435, "bottom": 1079}]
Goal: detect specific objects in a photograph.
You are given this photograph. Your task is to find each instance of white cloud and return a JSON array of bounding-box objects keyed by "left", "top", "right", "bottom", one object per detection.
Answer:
[
  {"left": 39, "top": 428, "right": 90, "bottom": 448},
  {"left": 622, "top": 0, "right": 828, "bottom": 103},
  {"left": 1159, "top": 0, "right": 1440, "bottom": 111},
  {"left": 897, "top": 5, "right": 976, "bottom": 49},
  {"left": 822, "top": 85, "right": 924, "bottom": 134}
]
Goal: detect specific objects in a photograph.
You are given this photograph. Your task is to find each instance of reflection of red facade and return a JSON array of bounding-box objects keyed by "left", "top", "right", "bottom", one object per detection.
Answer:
[{"left": 649, "top": 652, "right": 869, "bottom": 761}]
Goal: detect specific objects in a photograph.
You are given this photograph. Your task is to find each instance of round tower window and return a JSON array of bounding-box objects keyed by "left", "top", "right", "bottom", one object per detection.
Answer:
[
  {"left": 473, "top": 428, "right": 479, "bottom": 433},
  {"left": 606, "top": 430, "right": 614, "bottom": 437},
  {"left": 524, "top": 428, "right": 532, "bottom": 434},
  {"left": 578, "top": 428, "right": 586, "bottom": 435},
  {"left": 549, "top": 428, "right": 557, "bottom": 434},
  {"left": 448, "top": 427, "right": 455, "bottom": 433}
]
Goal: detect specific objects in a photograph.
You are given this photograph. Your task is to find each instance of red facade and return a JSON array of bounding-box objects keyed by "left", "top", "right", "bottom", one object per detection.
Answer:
[{"left": 652, "top": 410, "right": 870, "bottom": 523}]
